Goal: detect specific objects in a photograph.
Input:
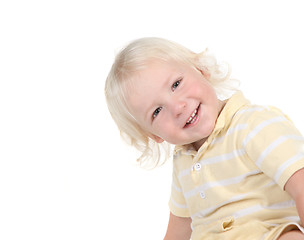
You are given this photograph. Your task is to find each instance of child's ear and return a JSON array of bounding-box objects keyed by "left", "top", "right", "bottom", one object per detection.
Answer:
[{"left": 150, "top": 134, "right": 164, "bottom": 143}]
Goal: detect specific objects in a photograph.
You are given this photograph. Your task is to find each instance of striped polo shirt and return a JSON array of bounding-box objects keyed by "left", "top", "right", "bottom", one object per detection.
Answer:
[{"left": 169, "top": 91, "right": 304, "bottom": 240}]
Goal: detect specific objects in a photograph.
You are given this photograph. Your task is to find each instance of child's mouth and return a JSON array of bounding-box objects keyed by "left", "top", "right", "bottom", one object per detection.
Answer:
[{"left": 185, "top": 105, "right": 200, "bottom": 127}]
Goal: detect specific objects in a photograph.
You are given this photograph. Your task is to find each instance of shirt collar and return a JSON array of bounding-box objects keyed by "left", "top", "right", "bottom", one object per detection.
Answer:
[{"left": 174, "top": 91, "right": 250, "bottom": 157}]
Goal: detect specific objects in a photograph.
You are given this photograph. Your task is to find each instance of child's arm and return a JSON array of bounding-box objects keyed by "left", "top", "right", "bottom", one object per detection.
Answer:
[
  {"left": 285, "top": 168, "right": 304, "bottom": 225},
  {"left": 164, "top": 212, "right": 192, "bottom": 240}
]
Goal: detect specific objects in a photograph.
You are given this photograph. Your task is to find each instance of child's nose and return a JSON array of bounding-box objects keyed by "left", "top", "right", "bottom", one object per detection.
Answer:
[{"left": 171, "top": 101, "right": 186, "bottom": 117}]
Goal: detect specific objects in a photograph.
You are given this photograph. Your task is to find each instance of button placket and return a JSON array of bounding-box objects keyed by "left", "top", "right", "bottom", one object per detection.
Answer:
[{"left": 192, "top": 162, "right": 207, "bottom": 199}]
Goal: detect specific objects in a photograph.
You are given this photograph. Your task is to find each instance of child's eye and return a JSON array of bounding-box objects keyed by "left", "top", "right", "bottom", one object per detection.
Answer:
[
  {"left": 153, "top": 107, "right": 162, "bottom": 119},
  {"left": 171, "top": 79, "right": 182, "bottom": 91}
]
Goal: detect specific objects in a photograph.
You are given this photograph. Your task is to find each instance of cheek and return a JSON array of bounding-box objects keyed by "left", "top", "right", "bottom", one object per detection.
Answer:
[
  {"left": 199, "top": 81, "right": 216, "bottom": 99},
  {"left": 154, "top": 120, "right": 175, "bottom": 139},
  {"left": 188, "top": 82, "right": 207, "bottom": 97}
]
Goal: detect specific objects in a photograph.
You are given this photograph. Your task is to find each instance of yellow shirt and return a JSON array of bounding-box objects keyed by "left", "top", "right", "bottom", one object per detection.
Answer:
[{"left": 169, "top": 92, "right": 304, "bottom": 239}]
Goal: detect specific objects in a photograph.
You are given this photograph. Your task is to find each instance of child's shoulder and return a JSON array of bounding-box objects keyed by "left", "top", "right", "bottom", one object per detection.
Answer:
[{"left": 231, "top": 101, "right": 300, "bottom": 149}]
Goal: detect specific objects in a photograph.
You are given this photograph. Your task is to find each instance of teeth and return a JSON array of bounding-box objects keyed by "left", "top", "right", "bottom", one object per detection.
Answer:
[{"left": 186, "top": 109, "right": 198, "bottom": 124}]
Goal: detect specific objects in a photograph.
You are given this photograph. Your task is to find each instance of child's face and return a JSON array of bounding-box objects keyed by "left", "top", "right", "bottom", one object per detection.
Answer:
[{"left": 126, "top": 60, "right": 224, "bottom": 149}]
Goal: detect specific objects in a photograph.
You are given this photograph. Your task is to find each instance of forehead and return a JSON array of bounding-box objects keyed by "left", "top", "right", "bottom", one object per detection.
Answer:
[
  {"left": 135, "top": 59, "right": 185, "bottom": 82},
  {"left": 127, "top": 60, "right": 185, "bottom": 95}
]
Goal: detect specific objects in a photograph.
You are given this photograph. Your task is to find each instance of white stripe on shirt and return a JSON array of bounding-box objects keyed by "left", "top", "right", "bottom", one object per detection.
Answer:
[
  {"left": 211, "top": 124, "right": 248, "bottom": 145},
  {"left": 242, "top": 116, "right": 287, "bottom": 147},
  {"left": 171, "top": 182, "right": 182, "bottom": 193},
  {"left": 191, "top": 194, "right": 249, "bottom": 218},
  {"left": 274, "top": 152, "right": 304, "bottom": 182},
  {"left": 179, "top": 149, "right": 246, "bottom": 179},
  {"left": 170, "top": 198, "right": 188, "bottom": 209},
  {"left": 185, "top": 170, "right": 261, "bottom": 199},
  {"left": 256, "top": 135, "right": 304, "bottom": 167},
  {"left": 234, "top": 106, "right": 266, "bottom": 117}
]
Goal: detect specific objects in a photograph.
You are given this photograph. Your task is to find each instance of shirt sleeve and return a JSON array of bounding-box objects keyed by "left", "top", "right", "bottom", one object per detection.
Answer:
[
  {"left": 168, "top": 157, "right": 190, "bottom": 218},
  {"left": 243, "top": 106, "right": 304, "bottom": 190}
]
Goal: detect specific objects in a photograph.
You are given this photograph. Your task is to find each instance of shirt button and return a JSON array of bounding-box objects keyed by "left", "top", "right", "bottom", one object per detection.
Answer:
[
  {"left": 200, "top": 192, "right": 206, "bottom": 199},
  {"left": 194, "top": 163, "right": 202, "bottom": 171}
]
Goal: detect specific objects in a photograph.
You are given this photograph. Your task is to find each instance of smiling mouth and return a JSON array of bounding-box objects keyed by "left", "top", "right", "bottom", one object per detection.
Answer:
[{"left": 185, "top": 105, "right": 200, "bottom": 127}]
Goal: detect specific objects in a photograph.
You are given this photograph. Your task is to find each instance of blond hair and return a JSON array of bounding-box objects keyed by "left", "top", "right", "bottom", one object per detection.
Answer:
[{"left": 105, "top": 37, "right": 237, "bottom": 168}]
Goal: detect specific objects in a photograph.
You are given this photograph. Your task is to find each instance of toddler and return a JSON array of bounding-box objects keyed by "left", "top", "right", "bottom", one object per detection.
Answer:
[{"left": 105, "top": 37, "right": 304, "bottom": 240}]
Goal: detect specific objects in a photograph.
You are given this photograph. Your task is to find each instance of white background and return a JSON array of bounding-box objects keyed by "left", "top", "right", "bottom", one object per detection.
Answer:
[{"left": 1, "top": 0, "right": 304, "bottom": 239}]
